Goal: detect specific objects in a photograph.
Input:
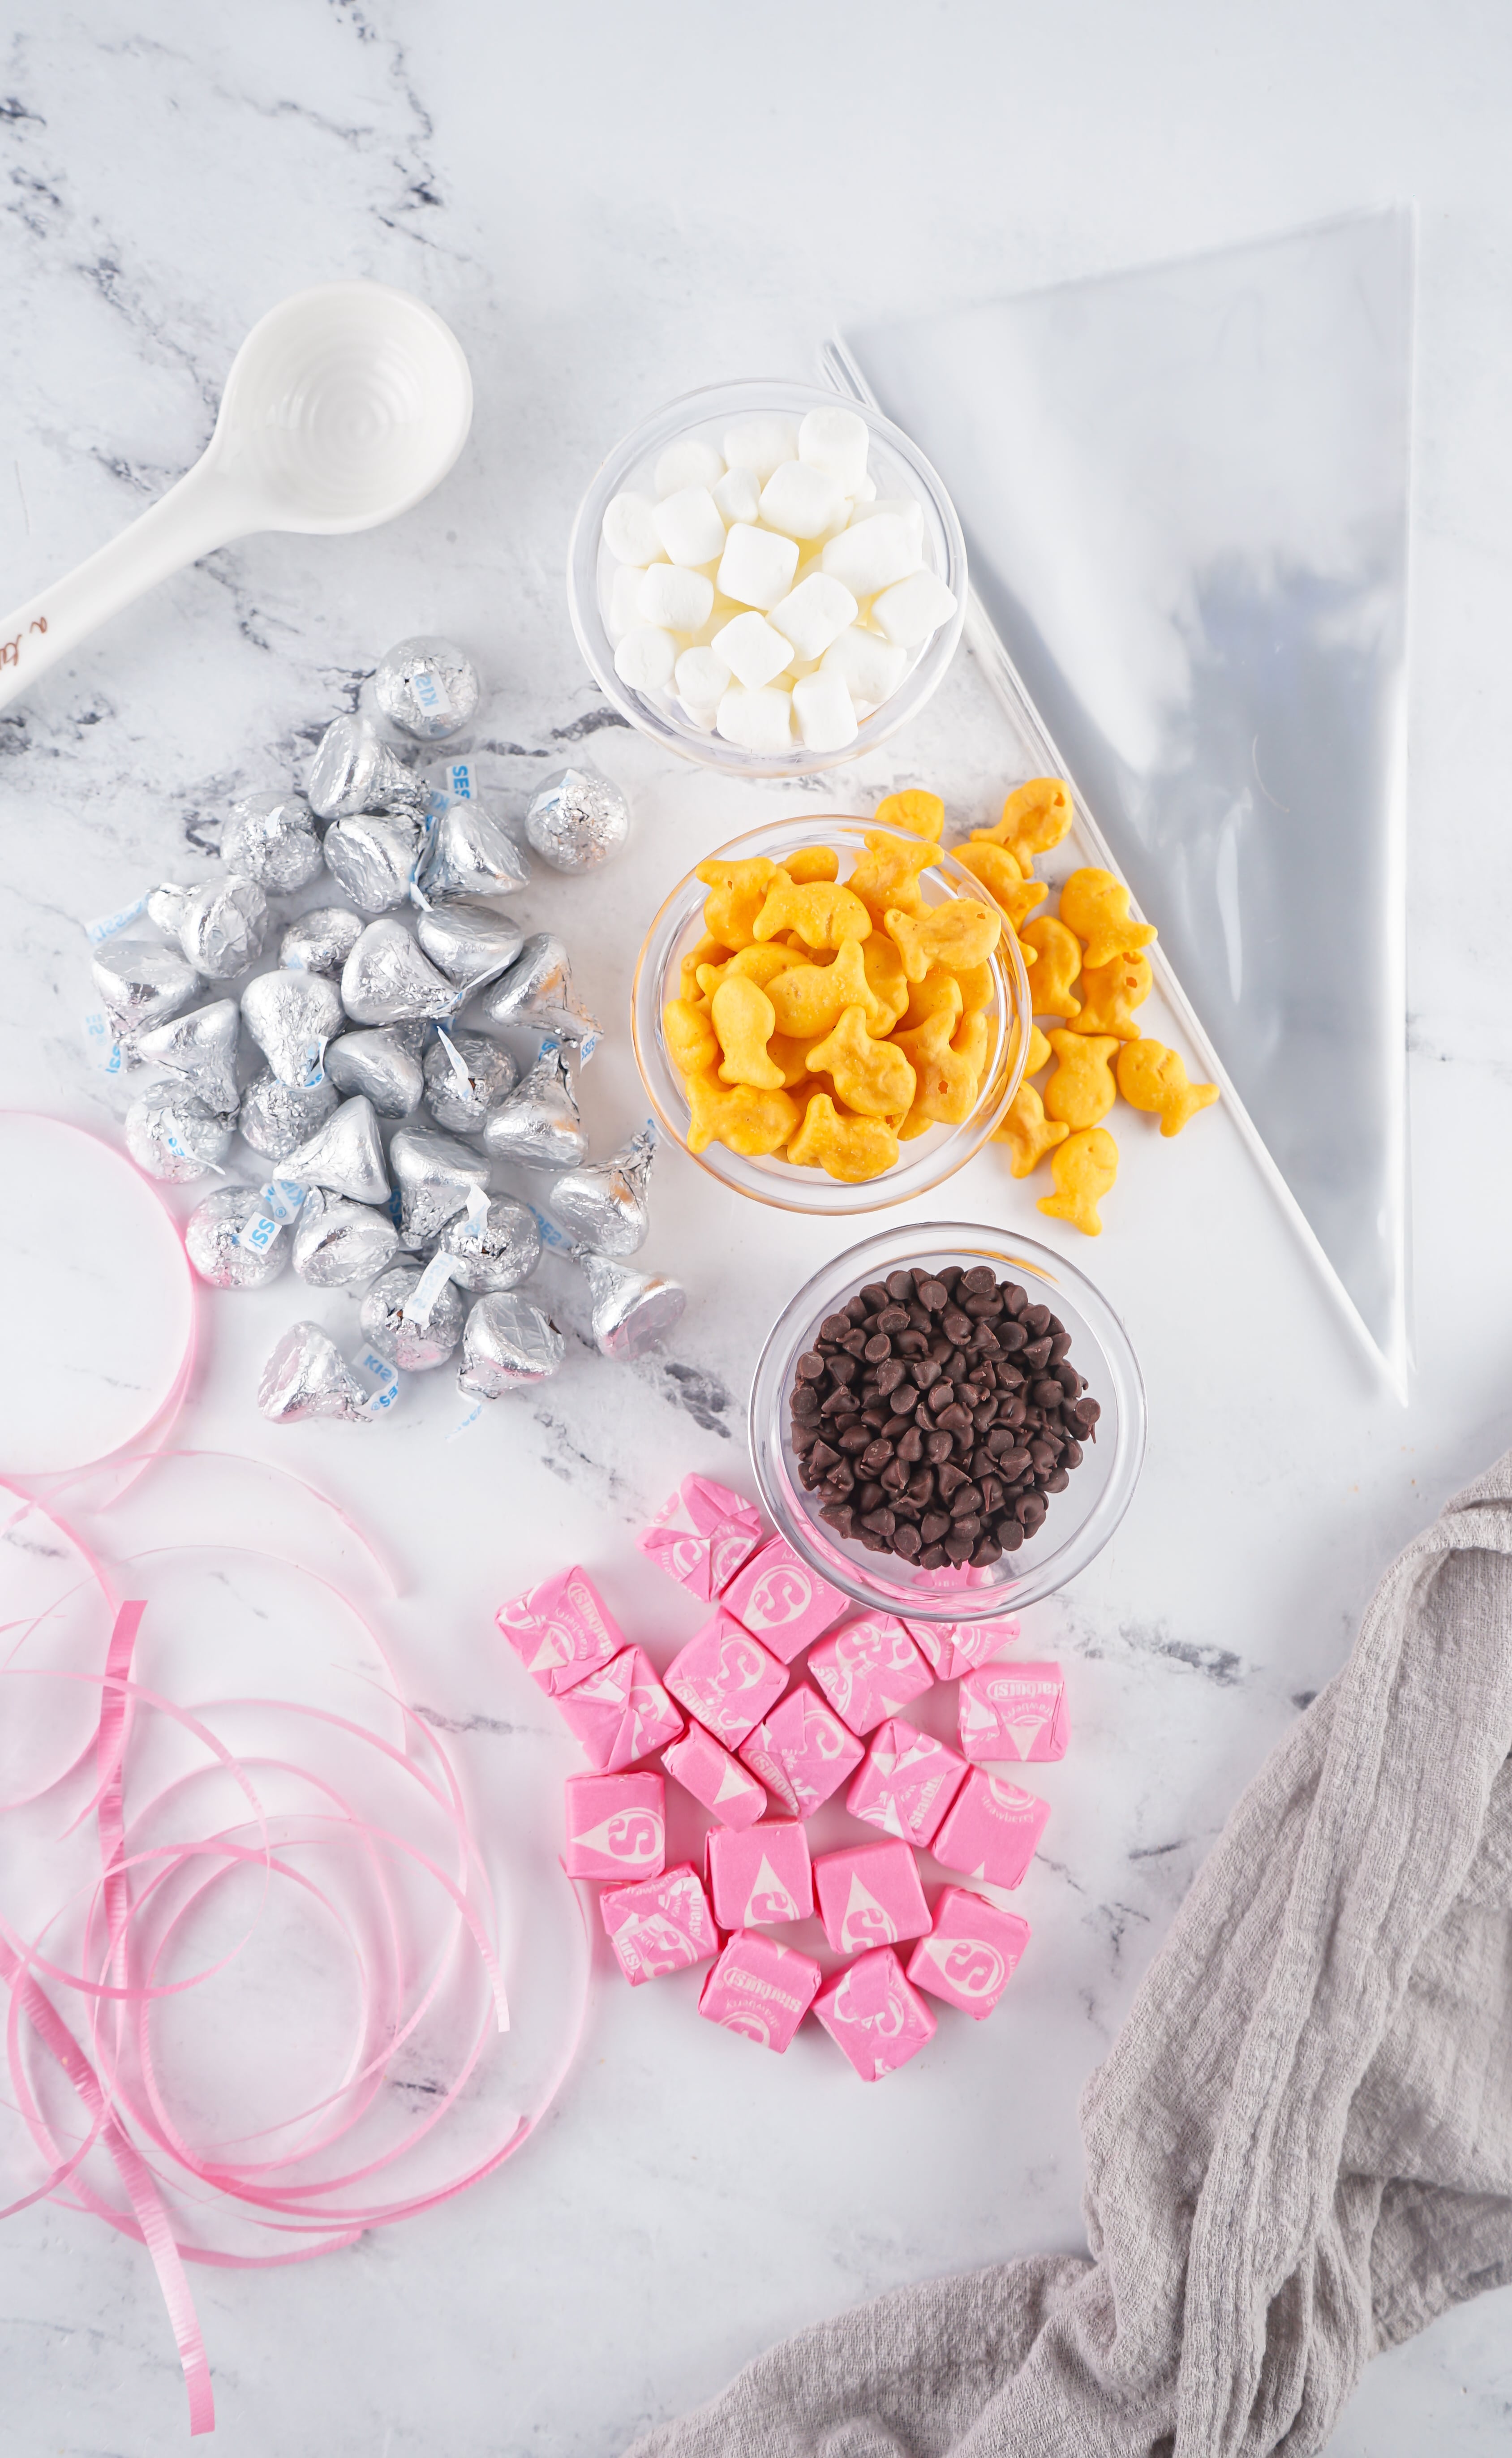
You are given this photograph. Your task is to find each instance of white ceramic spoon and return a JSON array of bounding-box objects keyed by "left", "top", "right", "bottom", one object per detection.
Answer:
[{"left": 0, "top": 280, "right": 472, "bottom": 710}]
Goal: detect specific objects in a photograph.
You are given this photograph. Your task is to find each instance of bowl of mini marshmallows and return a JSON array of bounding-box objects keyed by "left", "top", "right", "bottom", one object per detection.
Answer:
[{"left": 567, "top": 379, "right": 967, "bottom": 776}]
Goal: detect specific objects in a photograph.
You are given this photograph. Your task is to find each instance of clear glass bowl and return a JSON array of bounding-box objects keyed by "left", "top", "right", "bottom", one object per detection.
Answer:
[
  {"left": 631, "top": 816, "right": 1033, "bottom": 1216},
  {"left": 748, "top": 1224, "right": 1146, "bottom": 1621},
  {"left": 567, "top": 377, "right": 967, "bottom": 778}
]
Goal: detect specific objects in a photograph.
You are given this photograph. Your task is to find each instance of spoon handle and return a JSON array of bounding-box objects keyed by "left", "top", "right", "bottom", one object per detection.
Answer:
[{"left": 0, "top": 459, "right": 256, "bottom": 713}]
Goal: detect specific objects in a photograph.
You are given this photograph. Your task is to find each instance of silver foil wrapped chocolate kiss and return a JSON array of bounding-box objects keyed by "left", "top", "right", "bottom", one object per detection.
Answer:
[
  {"left": 279, "top": 906, "right": 364, "bottom": 978},
  {"left": 524, "top": 766, "right": 630, "bottom": 874},
  {"left": 172, "top": 877, "right": 271, "bottom": 979},
  {"left": 291, "top": 1188, "right": 401, "bottom": 1287},
  {"left": 389, "top": 1125, "right": 490, "bottom": 1245},
  {"left": 546, "top": 1122, "right": 655, "bottom": 1258},
  {"left": 134, "top": 998, "right": 241, "bottom": 1116},
  {"left": 435, "top": 1193, "right": 540, "bottom": 1292},
  {"left": 326, "top": 1026, "right": 425, "bottom": 1118},
  {"left": 258, "top": 1322, "right": 374, "bottom": 1426},
  {"left": 281, "top": 1096, "right": 391, "bottom": 1206},
  {"left": 415, "top": 899, "right": 523, "bottom": 993},
  {"left": 322, "top": 812, "right": 425, "bottom": 915},
  {"left": 221, "top": 791, "right": 324, "bottom": 893},
  {"left": 374, "top": 635, "right": 480, "bottom": 740},
  {"left": 576, "top": 1249, "right": 686, "bottom": 1361},
  {"left": 92, "top": 937, "right": 200, "bottom": 1040},
  {"left": 481, "top": 1041, "right": 587, "bottom": 1170},
  {"left": 423, "top": 1029, "right": 517, "bottom": 1136},
  {"left": 340, "top": 919, "right": 458, "bottom": 1025},
  {"left": 241, "top": 970, "right": 343, "bottom": 1088},
  {"left": 308, "top": 713, "right": 430, "bottom": 821},
  {"left": 417, "top": 797, "right": 529, "bottom": 900},
  {"left": 185, "top": 1184, "right": 290, "bottom": 1290},
  {"left": 125, "top": 1083, "right": 234, "bottom": 1183},
  {"left": 457, "top": 1293, "right": 564, "bottom": 1398},
  {"left": 360, "top": 1262, "right": 466, "bottom": 1371},
  {"left": 477, "top": 933, "right": 600, "bottom": 1049},
  {"left": 239, "top": 1070, "right": 339, "bottom": 1161}
]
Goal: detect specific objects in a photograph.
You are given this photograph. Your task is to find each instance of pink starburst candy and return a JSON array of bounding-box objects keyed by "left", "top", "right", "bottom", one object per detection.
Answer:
[
  {"left": 698, "top": 1929, "right": 822, "bottom": 2053},
  {"left": 662, "top": 1721, "right": 767, "bottom": 1828},
  {"left": 719, "top": 1536, "right": 848, "bottom": 1663},
  {"left": 845, "top": 1718, "right": 968, "bottom": 1848},
  {"left": 705, "top": 1818, "right": 813, "bottom": 1927},
  {"left": 495, "top": 1564, "right": 624, "bottom": 1697},
  {"left": 600, "top": 1862, "right": 720, "bottom": 1985},
  {"left": 931, "top": 1768, "right": 1049, "bottom": 1889},
  {"left": 813, "top": 1839, "right": 931, "bottom": 1955},
  {"left": 807, "top": 1613, "right": 933, "bottom": 1737},
  {"left": 664, "top": 1610, "right": 787, "bottom": 1749},
  {"left": 904, "top": 1611, "right": 1021, "bottom": 1681},
  {"left": 958, "top": 1662, "right": 1069, "bottom": 1762},
  {"left": 737, "top": 1683, "right": 863, "bottom": 1817},
  {"left": 906, "top": 1885, "right": 1030, "bottom": 2019},
  {"left": 562, "top": 1770, "right": 665, "bottom": 1880},
  {"left": 556, "top": 1646, "right": 683, "bottom": 1772},
  {"left": 812, "top": 1945, "right": 936, "bottom": 2080},
  {"left": 636, "top": 1473, "right": 763, "bottom": 1602}
]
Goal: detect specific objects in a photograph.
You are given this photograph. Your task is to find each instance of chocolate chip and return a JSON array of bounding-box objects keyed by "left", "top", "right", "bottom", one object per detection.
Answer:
[
  {"left": 925, "top": 1429, "right": 954, "bottom": 1465},
  {"left": 837, "top": 1425, "right": 872, "bottom": 1455},
  {"left": 876, "top": 1305, "right": 911, "bottom": 1334},
  {"left": 915, "top": 1276, "right": 948, "bottom": 1312},
  {"left": 945, "top": 1531, "right": 974, "bottom": 1564},
  {"left": 820, "top": 1503, "right": 855, "bottom": 1537},
  {"left": 863, "top": 1332, "right": 891, "bottom": 1364},
  {"left": 920, "top": 1511, "right": 950, "bottom": 1544},
  {"left": 862, "top": 1438, "right": 893, "bottom": 1474},
  {"left": 886, "top": 1269, "right": 916, "bottom": 1302},
  {"left": 893, "top": 1524, "right": 922, "bottom": 1559},
  {"left": 936, "top": 1461, "right": 968, "bottom": 1501},
  {"left": 881, "top": 1459, "right": 908, "bottom": 1493},
  {"left": 897, "top": 1426, "right": 924, "bottom": 1464},
  {"left": 961, "top": 1265, "right": 996, "bottom": 1295},
  {"left": 796, "top": 1350, "right": 826, "bottom": 1380},
  {"left": 876, "top": 1358, "right": 907, "bottom": 1396},
  {"left": 859, "top": 1281, "right": 890, "bottom": 1311},
  {"left": 1022, "top": 1338, "right": 1053, "bottom": 1371}
]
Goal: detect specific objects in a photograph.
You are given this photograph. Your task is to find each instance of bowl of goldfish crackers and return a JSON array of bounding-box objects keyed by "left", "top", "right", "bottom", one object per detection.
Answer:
[{"left": 631, "top": 795, "right": 1035, "bottom": 1213}]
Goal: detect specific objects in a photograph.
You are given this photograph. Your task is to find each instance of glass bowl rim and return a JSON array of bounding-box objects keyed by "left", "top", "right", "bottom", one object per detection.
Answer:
[
  {"left": 746, "top": 1219, "right": 1147, "bottom": 1620},
  {"left": 566, "top": 374, "right": 968, "bottom": 778},
  {"left": 630, "top": 815, "right": 1033, "bottom": 1217}
]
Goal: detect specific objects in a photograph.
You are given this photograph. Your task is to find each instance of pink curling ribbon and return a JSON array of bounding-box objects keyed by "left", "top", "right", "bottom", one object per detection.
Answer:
[{"left": 0, "top": 1478, "right": 593, "bottom": 2435}]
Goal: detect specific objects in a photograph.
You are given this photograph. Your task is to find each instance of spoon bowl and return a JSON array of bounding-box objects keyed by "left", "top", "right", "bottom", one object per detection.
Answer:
[{"left": 0, "top": 281, "right": 472, "bottom": 708}]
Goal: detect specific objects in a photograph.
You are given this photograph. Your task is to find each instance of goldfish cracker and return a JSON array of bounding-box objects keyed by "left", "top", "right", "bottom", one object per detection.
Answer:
[
  {"left": 788, "top": 1092, "right": 900, "bottom": 1183},
  {"left": 893, "top": 1006, "right": 982, "bottom": 1130},
  {"left": 885, "top": 897, "right": 1001, "bottom": 984},
  {"left": 696, "top": 942, "right": 799, "bottom": 997},
  {"left": 1058, "top": 868, "right": 1157, "bottom": 970},
  {"left": 1007, "top": 1020, "right": 1053, "bottom": 1080},
  {"left": 859, "top": 931, "right": 911, "bottom": 1027},
  {"left": 765, "top": 1032, "right": 816, "bottom": 1089},
  {"left": 1044, "top": 1029, "right": 1119, "bottom": 1130},
  {"left": 768, "top": 939, "right": 882, "bottom": 1040},
  {"left": 754, "top": 877, "right": 872, "bottom": 951},
  {"left": 804, "top": 1005, "right": 918, "bottom": 1120},
  {"left": 785, "top": 846, "right": 840, "bottom": 885},
  {"left": 992, "top": 1081, "right": 1069, "bottom": 1178},
  {"left": 872, "top": 788, "right": 944, "bottom": 842},
  {"left": 711, "top": 975, "right": 784, "bottom": 1091},
  {"left": 1070, "top": 950, "right": 1152, "bottom": 1040},
  {"left": 953, "top": 842, "right": 1048, "bottom": 935},
  {"left": 1037, "top": 1126, "right": 1118, "bottom": 1236},
  {"left": 848, "top": 829, "right": 938, "bottom": 924},
  {"left": 697, "top": 857, "right": 788, "bottom": 950},
  {"left": 902, "top": 969, "right": 964, "bottom": 1032},
  {"left": 954, "top": 960, "right": 994, "bottom": 1017},
  {"left": 1117, "top": 1039, "right": 1219, "bottom": 1136},
  {"left": 685, "top": 1068, "right": 799, "bottom": 1158},
  {"left": 1020, "top": 915, "right": 1082, "bottom": 1020},
  {"left": 679, "top": 933, "right": 729, "bottom": 1000},
  {"left": 663, "top": 996, "right": 718, "bottom": 1078},
  {"left": 975, "top": 777, "right": 1074, "bottom": 869},
  {"left": 951, "top": 1009, "right": 989, "bottom": 1082}
]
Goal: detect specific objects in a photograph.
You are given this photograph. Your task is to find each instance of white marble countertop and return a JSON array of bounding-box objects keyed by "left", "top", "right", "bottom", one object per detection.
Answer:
[{"left": 5, "top": 5, "right": 1512, "bottom": 2451}]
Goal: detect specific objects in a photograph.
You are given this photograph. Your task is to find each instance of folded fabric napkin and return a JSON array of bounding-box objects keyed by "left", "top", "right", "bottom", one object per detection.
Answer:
[{"left": 628, "top": 1449, "right": 1512, "bottom": 2457}]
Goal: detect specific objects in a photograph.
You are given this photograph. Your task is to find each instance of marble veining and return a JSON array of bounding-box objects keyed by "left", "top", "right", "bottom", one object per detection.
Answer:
[{"left": 4, "top": 5, "right": 1512, "bottom": 2454}]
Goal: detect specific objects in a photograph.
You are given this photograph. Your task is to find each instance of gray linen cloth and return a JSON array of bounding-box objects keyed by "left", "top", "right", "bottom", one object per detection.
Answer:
[{"left": 628, "top": 1450, "right": 1512, "bottom": 2457}]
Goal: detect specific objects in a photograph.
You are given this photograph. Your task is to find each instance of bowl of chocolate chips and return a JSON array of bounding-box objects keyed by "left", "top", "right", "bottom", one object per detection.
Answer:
[{"left": 748, "top": 1223, "right": 1146, "bottom": 1620}]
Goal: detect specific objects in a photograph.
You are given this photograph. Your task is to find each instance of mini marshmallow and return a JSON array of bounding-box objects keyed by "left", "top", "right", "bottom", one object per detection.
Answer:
[
  {"left": 798, "top": 404, "right": 870, "bottom": 495},
  {"left": 712, "top": 611, "right": 795, "bottom": 692},
  {"left": 653, "top": 486, "right": 727, "bottom": 569},
  {"left": 717, "top": 523, "right": 799, "bottom": 612},
  {"left": 871, "top": 569, "right": 958, "bottom": 648},
  {"left": 848, "top": 495, "right": 924, "bottom": 548},
  {"left": 713, "top": 465, "right": 761, "bottom": 526},
  {"left": 655, "top": 435, "right": 725, "bottom": 497},
  {"left": 716, "top": 687, "right": 793, "bottom": 754},
  {"left": 820, "top": 626, "right": 908, "bottom": 708},
  {"left": 820, "top": 512, "right": 923, "bottom": 598},
  {"left": 674, "top": 645, "right": 732, "bottom": 710},
  {"left": 792, "top": 671, "right": 859, "bottom": 753},
  {"left": 639, "top": 563, "right": 715, "bottom": 633},
  {"left": 759, "top": 460, "right": 845, "bottom": 542},
  {"left": 767, "top": 572, "right": 859, "bottom": 661},
  {"left": 607, "top": 563, "right": 646, "bottom": 643},
  {"left": 602, "top": 490, "right": 662, "bottom": 566},
  {"left": 852, "top": 470, "right": 877, "bottom": 503},
  {"left": 722, "top": 414, "right": 799, "bottom": 482},
  {"left": 614, "top": 626, "right": 677, "bottom": 693}
]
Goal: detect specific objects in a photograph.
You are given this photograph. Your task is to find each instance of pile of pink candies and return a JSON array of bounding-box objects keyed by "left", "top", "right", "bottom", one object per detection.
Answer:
[{"left": 495, "top": 1475, "right": 1069, "bottom": 2080}]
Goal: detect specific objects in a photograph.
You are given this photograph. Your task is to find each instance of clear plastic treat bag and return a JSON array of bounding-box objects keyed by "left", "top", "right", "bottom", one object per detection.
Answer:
[{"left": 835, "top": 209, "right": 1414, "bottom": 1395}]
